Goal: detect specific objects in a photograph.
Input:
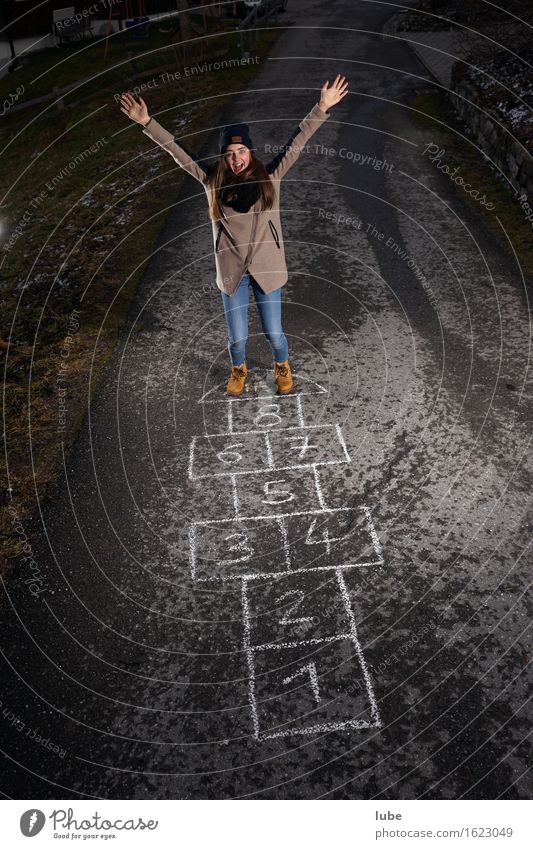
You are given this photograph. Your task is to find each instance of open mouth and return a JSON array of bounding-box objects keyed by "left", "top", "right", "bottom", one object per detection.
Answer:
[{"left": 232, "top": 163, "right": 245, "bottom": 174}]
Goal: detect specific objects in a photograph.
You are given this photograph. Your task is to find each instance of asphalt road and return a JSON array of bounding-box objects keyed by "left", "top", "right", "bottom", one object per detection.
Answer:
[{"left": 2, "top": 0, "right": 532, "bottom": 799}]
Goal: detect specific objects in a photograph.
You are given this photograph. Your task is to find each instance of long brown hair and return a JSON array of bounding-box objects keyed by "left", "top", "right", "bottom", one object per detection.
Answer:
[{"left": 206, "top": 151, "right": 275, "bottom": 220}]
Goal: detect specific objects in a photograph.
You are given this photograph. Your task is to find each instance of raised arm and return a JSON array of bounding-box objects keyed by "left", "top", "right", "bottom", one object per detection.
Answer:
[
  {"left": 266, "top": 75, "right": 349, "bottom": 180},
  {"left": 119, "top": 93, "right": 209, "bottom": 184}
]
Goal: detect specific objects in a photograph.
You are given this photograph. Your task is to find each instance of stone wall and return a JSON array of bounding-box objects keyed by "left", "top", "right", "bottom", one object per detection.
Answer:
[{"left": 450, "top": 79, "right": 533, "bottom": 201}]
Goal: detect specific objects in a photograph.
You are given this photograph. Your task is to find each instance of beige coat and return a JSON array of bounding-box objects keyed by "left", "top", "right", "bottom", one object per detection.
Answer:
[{"left": 141, "top": 102, "right": 330, "bottom": 296}]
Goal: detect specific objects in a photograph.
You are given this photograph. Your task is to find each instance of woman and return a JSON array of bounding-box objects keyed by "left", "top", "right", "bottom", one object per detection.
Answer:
[{"left": 119, "top": 75, "right": 348, "bottom": 396}]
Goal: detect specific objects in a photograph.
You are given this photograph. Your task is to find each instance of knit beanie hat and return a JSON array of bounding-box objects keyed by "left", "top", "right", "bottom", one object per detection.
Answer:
[{"left": 219, "top": 122, "right": 254, "bottom": 154}]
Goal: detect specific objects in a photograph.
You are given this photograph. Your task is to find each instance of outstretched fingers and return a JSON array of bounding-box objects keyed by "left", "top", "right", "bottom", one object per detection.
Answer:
[
  {"left": 334, "top": 75, "right": 348, "bottom": 92},
  {"left": 120, "top": 92, "right": 142, "bottom": 107},
  {"left": 322, "top": 74, "right": 349, "bottom": 95}
]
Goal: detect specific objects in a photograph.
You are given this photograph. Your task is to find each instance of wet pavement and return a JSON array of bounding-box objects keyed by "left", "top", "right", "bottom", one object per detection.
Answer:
[{"left": 1, "top": 0, "right": 532, "bottom": 799}]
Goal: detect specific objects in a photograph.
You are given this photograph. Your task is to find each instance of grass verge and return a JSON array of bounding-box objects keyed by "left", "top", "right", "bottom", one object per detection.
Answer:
[{"left": 1, "top": 21, "right": 286, "bottom": 569}]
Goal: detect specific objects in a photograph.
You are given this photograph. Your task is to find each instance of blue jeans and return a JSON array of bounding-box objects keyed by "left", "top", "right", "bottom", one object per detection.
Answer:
[{"left": 221, "top": 273, "right": 289, "bottom": 367}]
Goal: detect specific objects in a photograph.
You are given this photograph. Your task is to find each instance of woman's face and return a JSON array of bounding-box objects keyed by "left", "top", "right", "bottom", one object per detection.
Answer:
[{"left": 224, "top": 143, "right": 251, "bottom": 175}]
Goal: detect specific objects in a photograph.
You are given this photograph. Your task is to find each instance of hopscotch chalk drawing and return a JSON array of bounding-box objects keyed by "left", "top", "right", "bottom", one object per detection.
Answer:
[{"left": 188, "top": 368, "right": 383, "bottom": 740}]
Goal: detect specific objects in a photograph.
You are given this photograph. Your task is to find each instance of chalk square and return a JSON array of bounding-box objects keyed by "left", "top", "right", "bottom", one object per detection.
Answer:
[
  {"left": 251, "top": 637, "right": 379, "bottom": 739},
  {"left": 267, "top": 424, "right": 350, "bottom": 469},
  {"left": 245, "top": 571, "right": 352, "bottom": 649},
  {"left": 229, "top": 395, "right": 305, "bottom": 434},
  {"left": 285, "top": 507, "right": 382, "bottom": 572},
  {"left": 188, "top": 432, "right": 270, "bottom": 479},
  {"left": 233, "top": 467, "right": 324, "bottom": 518},
  {"left": 189, "top": 516, "right": 289, "bottom": 582}
]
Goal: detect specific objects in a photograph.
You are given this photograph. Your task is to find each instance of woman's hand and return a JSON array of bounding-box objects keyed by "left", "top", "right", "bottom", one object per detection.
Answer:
[
  {"left": 319, "top": 75, "right": 349, "bottom": 112},
  {"left": 119, "top": 92, "right": 151, "bottom": 126}
]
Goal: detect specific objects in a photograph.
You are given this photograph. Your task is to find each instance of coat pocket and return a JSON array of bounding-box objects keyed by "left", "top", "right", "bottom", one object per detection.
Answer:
[
  {"left": 216, "top": 220, "right": 237, "bottom": 252},
  {"left": 215, "top": 222, "right": 223, "bottom": 252},
  {"left": 268, "top": 219, "right": 281, "bottom": 249}
]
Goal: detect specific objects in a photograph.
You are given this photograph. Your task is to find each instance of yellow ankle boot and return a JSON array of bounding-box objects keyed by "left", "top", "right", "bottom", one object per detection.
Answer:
[
  {"left": 274, "top": 360, "right": 293, "bottom": 394},
  {"left": 226, "top": 363, "right": 247, "bottom": 396}
]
